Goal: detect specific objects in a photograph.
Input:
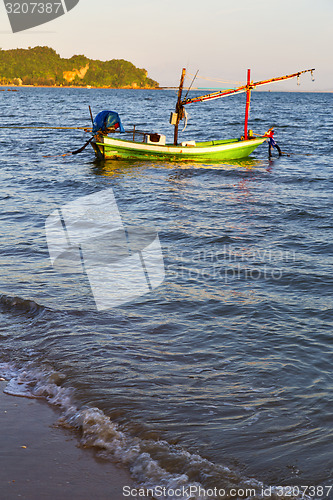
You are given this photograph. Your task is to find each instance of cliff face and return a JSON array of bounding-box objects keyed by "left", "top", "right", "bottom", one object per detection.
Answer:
[
  {"left": 63, "top": 63, "right": 90, "bottom": 83},
  {"left": 0, "top": 46, "right": 159, "bottom": 88}
]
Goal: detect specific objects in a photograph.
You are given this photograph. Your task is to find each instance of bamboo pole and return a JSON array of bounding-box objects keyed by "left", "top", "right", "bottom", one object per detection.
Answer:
[
  {"left": 182, "top": 68, "right": 315, "bottom": 105},
  {"left": 0, "top": 125, "right": 91, "bottom": 131},
  {"left": 89, "top": 105, "right": 94, "bottom": 125}
]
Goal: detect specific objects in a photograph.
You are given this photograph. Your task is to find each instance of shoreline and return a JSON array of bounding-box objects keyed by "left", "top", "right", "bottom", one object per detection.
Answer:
[
  {"left": 0, "top": 84, "right": 160, "bottom": 90},
  {"left": 0, "top": 380, "right": 133, "bottom": 500},
  {"left": 0, "top": 84, "right": 331, "bottom": 93}
]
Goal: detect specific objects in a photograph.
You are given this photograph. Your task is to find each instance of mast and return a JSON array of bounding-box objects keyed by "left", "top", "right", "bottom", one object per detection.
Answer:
[
  {"left": 173, "top": 68, "right": 186, "bottom": 145},
  {"left": 244, "top": 69, "right": 251, "bottom": 140}
]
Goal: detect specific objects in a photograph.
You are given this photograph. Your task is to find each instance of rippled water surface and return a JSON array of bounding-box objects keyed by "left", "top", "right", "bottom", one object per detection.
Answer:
[{"left": 1, "top": 87, "right": 332, "bottom": 499}]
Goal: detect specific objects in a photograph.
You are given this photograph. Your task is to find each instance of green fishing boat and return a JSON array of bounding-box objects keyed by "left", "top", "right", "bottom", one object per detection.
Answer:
[
  {"left": 91, "top": 135, "right": 267, "bottom": 162},
  {"left": 91, "top": 67, "right": 315, "bottom": 162}
]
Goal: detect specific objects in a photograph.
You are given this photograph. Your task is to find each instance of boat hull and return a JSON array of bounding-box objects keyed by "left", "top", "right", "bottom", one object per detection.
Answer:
[{"left": 91, "top": 136, "right": 266, "bottom": 162}]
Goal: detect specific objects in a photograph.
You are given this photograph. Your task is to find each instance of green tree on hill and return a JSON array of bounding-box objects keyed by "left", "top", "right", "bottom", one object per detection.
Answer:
[{"left": 0, "top": 46, "right": 159, "bottom": 88}]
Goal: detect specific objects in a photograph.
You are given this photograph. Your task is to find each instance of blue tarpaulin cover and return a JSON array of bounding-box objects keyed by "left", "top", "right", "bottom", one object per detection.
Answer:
[{"left": 92, "top": 111, "right": 125, "bottom": 134}]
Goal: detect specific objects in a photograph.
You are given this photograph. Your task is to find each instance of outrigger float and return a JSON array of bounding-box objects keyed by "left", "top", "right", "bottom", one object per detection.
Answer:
[{"left": 91, "top": 67, "right": 315, "bottom": 162}]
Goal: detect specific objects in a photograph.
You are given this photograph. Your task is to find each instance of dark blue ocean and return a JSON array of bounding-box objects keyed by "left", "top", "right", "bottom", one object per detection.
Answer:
[{"left": 0, "top": 87, "right": 332, "bottom": 499}]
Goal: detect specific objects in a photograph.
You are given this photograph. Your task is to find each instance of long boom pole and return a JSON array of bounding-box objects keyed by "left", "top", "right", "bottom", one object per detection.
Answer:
[{"left": 182, "top": 68, "right": 315, "bottom": 106}]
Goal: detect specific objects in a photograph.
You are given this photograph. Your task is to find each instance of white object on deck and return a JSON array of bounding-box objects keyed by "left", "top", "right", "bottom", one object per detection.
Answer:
[{"left": 145, "top": 134, "right": 166, "bottom": 145}]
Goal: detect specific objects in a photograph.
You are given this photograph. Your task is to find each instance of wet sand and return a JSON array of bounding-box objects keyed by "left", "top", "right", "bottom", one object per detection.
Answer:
[{"left": 0, "top": 380, "right": 133, "bottom": 500}]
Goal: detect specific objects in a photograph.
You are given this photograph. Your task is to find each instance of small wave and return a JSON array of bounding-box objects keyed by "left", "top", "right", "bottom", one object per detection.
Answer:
[
  {"left": 283, "top": 208, "right": 326, "bottom": 220},
  {"left": 0, "top": 293, "right": 46, "bottom": 318},
  {"left": 0, "top": 362, "right": 313, "bottom": 500},
  {"left": 210, "top": 235, "right": 239, "bottom": 244}
]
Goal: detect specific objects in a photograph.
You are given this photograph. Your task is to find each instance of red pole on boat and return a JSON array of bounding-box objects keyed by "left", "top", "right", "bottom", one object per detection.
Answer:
[{"left": 244, "top": 68, "right": 251, "bottom": 140}]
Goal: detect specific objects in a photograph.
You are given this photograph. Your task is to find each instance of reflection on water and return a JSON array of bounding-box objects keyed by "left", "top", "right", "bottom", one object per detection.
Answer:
[{"left": 90, "top": 155, "right": 267, "bottom": 179}]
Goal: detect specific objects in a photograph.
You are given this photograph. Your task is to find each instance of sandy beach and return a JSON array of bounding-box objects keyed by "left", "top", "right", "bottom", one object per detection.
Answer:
[{"left": 0, "top": 380, "right": 132, "bottom": 500}]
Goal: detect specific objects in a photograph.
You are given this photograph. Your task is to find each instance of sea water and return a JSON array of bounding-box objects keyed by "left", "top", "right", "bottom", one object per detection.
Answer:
[{"left": 0, "top": 87, "right": 332, "bottom": 499}]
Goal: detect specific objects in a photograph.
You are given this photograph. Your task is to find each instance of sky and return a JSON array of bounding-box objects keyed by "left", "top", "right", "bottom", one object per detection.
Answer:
[{"left": 0, "top": 0, "right": 332, "bottom": 91}]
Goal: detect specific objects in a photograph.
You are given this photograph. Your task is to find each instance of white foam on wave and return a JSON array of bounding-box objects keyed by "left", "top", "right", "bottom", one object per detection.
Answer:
[{"left": 0, "top": 361, "right": 312, "bottom": 500}]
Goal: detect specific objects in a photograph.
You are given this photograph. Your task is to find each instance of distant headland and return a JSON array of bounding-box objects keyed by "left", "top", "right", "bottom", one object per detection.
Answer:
[{"left": 0, "top": 46, "right": 159, "bottom": 89}]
